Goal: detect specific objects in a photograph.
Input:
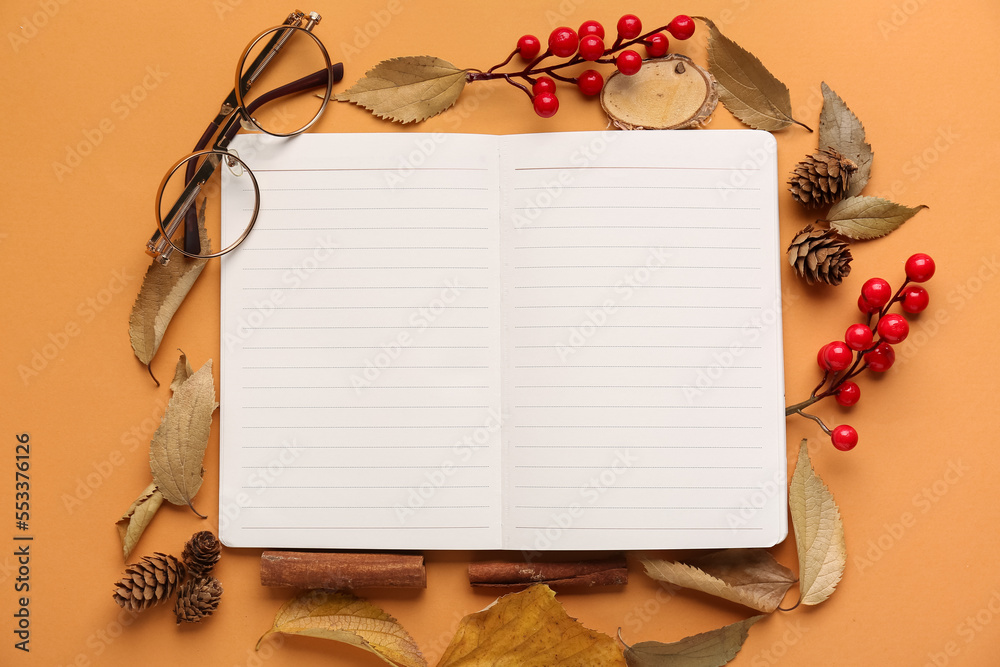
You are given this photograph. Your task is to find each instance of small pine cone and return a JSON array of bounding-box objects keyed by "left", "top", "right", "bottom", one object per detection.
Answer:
[
  {"left": 182, "top": 530, "right": 221, "bottom": 578},
  {"left": 787, "top": 224, "right": 853, "bottom": 286},
  {"left": 112, "top": 553, "right": 186, "bottom": 612},
  {"left": 174, "top": 576, "right": 223, "bottom": 624},
  {"left": 788, "top": 148, "right": 858, "bottom": 208}
]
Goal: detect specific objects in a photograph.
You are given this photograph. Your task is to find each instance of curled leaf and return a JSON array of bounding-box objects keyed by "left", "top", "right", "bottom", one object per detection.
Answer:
[
  {"left": 790, "top": 440, "right": 846, "bottom": 606},
  {"left": 641, "top": 549, "right": 796, "bottom": 613},
  {"left": 128, "top": 202, "right": 210, "bottom": 384},
  {"left": 826, "top": 196, "right": 927, "bottom": 240},
  {"left": 149, "top": 359, "right": 218, "bottom": 517},
  {"left": 257, "top": 589, "right": 426, "bottom": 667},
  {"left": 170, "top": 350, "right": 194, "bottom": 393},
  {"left": 622, "top": 616, "right": 765, "bottom": 667},
  {"left": 438, "top": 584, "right": 626, "bottom": 666},
  {"left": 696, "top": 17, "right": 809, "bottom": 132},
  {"left": 115, "top": 481, "right": 163, "bottom": 561},
  {"left": 819, "top": 82, "right": 873, "bottom": 196},
  {"left": 335, "top": 56, "right": 467, "bottom": 124}
]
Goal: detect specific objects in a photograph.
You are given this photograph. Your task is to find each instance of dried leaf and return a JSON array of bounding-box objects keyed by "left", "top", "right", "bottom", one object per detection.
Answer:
[
  {"left": 115, "top": 481, "right": 163, "bottom": 561},
  {"left": 826, "top": 196, "right": 928, "bottom": 240},
  {"left": 622, "top": 616, "right": 764, "bottom": 667},
  {"left": 128, "top": 202, "right": 210, "bottom": 385},
  {"left": 819, "top": 82, "right": 873, "bottom": 196},
  {"left": 696, "top": 17, "right": 809, "bottom": 132},
  {"left": 438, "top": 584, "right": 626, "bottom": 667},
  {"left": 149, "top": 359, "right": 217, "bottom": 517},
  {"left": 335, "top": 56, "right": 468, "bottom": 124},
  {"left": 257, "top": 589, "right": 426, "bottom": 667},
  {"left": 789, "top": 440, "right": 846, "bottom": 606},
  {"left": 641, "top": 549, "right": 796, "bottom": 613},
  {"left": 170, "top": 350, "right": 194, "bottom": 393}
]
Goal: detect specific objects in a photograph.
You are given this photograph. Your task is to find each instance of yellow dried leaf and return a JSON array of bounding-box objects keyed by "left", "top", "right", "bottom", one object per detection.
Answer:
[
  {"left": 790, "top": 440, "right": 846, "bottom": 606},
  {"left": 819, "top": 82, "right": 873, "bottom": 197},
  {"left": 128, "top": 202, "right": 209, "bottom": 385},
  {"left": 149, "top": 359, "right": 217, "bottom": 517},
  {"left": 826, "top": 196, "right": 928, "bottom": 240},
  {"left": 335, "top": 56, "right": 468, "bottom": 124},
  {"left": 115, "top": 481, "right": 163, "bottom": 561},
  {"left": 437, "top": 584, "right": 626, "bottom": 667},
  {"left": 169, "top": 350, "right": 194, "bottom": 393},
  {"left": 696, "top": 17, "right": 809, "bottom": 132},
  {"left": 622, "top": 616, "right": 765, "bottom": 667},
  {"left": 257, "top": 589, "right": 426, "bottom": 667},
  {"left": 641, "top": 549, "right": 796, "bottom": 613}
]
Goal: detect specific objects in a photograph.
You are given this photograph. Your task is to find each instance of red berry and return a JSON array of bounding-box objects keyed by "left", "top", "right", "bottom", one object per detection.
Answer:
[
  {"left": 836, "top": 382, "right": 861, "bottom": 407},
  {"left": 532, "top": 76, "right": 556, "bottom": 96},
  {"left": 831, "top": 425, "right": 859, "bottom": 451},
  {"left": 579, "top": 20, "right": 605, "bottom": 39},
  {"left": 858, "top": 295, "right": 880, "bottom": 315},
  {"left": 576, "top": 69, "right": 604, "bottom": 96},
  {"left": 877, "top": 312, "right": 909, "bottom": 344},
  {"left": 861, "top": 277, "right": 892, "bottom": 309},
  {"left": 548, "top": 27, "right": 579, "bottom": 58},
  {"left": 865, "top": 341, "right": 895, "bottom": 372},
  {"left": 617, "top": 14, "right": 642, "bottom": 39},
  {"left": 533, "top": 92, "right": 559, "bottom": 118},
  {"left": 823, "top": 341, "right": 853, "bottom": 372},
  {"left": 645, "top": 32, "right": 669, "bottom": 57},
  {"left": 905, "top": 253, "right": 936, "bottom": 282},
  {"left": 667, "top": 14, "right": 696, "bottom": 40},
  {"left": 844, "top": 323, "right": 874, "bottom": 351},
  {"left": 517, "top": 34, "right": 541, "bottom": 60},
  {"left": 579, "top": 34, "right": 605, "bottom": 60},
  {"left": 616, "top": 50, "right": 642, "bottom": 75},
  {"left": 817, "top": 343, "right": 832, "bottom": 370},
  {"left": 902, "top": 285, "right": 930, "bottom": 313}
]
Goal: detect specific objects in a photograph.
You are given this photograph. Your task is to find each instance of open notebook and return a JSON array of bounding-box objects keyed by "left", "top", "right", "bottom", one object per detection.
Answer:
[{"left": 218, "top": 130, "right": 786, "bottom": 551}]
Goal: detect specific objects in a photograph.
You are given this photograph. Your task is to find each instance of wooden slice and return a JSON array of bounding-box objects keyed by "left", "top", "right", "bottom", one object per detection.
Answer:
[{"left": 601, "top": 55, "right": 719, "bottom": 130}]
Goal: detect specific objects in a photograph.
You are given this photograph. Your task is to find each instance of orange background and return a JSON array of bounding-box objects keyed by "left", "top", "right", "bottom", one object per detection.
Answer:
[{"left": 2, "top": 0, "right": 998, "bottom": 665}]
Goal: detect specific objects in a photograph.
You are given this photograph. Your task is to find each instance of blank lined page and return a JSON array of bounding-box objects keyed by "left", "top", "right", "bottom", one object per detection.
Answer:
[
  {"left": 498, "top": 131, "right": 786, "bottom": 550},
  {"left": 219, "top": 133, "right": 503, "bottom": 549}
]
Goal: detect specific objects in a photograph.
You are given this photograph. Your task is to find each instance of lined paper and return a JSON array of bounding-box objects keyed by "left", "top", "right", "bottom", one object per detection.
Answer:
[{"left": 219, "top": 131, "right": 785, "bottom": 550}]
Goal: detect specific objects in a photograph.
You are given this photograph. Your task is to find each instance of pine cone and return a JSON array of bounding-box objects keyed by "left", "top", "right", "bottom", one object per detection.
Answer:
[
  {"left": 174, "top": 576, "right": 223, "bottom": 624},
  {"left": 112, "top": 553, "right": 186, "bottom": 612},
  {"left": 788, "top": 148, "right": 858, "bottom": 208},
  {"left": 182, "top": 530, "right": 221, "bottom": 578},
  {"left": 787, "top": 224, "right": 853, "bottom": 286}
]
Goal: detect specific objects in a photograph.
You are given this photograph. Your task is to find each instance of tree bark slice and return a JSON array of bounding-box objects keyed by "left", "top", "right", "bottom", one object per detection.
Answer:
[
  {"left": 601, "top": 55, "right": 718, "bottom": 130},
  {"left": 260, "top": 551, "right": 426, "bottom": 589},
  {"left": 468, "top": 557, "right": 628, "bottom": 588}
]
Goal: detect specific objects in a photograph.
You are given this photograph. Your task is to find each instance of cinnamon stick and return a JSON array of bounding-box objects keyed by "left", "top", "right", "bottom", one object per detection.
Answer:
[
  {"left": 468, "top": 557, "right": 628, "bottom": 588},
  {"left": 260, "top": 551, "right": 426, "bottom": 589}
]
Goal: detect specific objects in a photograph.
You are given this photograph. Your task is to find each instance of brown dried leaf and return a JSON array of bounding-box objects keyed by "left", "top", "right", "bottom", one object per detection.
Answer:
[
  {"left": 170, "top": 350, "right": 194, "bottom": 393},
  {"left": 256, "top": 589, "right": 426, "bottom": 667},
  {"left": 438, "top": 584, "right": 626, "bottom": 667},
  {"left": 115, "top": 481, "right": 163, "bottom": 561},
  {"left": 826, "top": 196, "right": 927, "bottom": 240},
  {"left": 335, "top": 56, "right": 467, "bottom": 124},
  {"left": 819, "top": 82, "right": 874, "bottom": 196},
  {"left": 128, "top": 202, "right": 209, "bottom": 384},
  {"left": 696, "top": 17, "right": 809, "bottom": 132},
  {"left": 790, "top": 440, "right": 846, "bottom": 606},
  {"left": 149, "top": 359, "right": 217, "bottom": 517},
  {"left": 641, "top": 549, "right": 796, "bottom": 613},
  {"left": 622, "top": 616, "right": 765, "bottom": 667}
]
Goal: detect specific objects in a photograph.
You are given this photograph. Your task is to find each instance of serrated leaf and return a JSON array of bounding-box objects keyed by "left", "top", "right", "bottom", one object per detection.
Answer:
[
  {"left": 819, "top": 83, "right": 874, "bottom": 196},
  {"left": 826, "top": 196, "right": 927, "bottom": 240},
  {"left": 335, "top": 56, "right": 467, "bottom": 124},
  {"left": 696, "top": 17, "right": 809, "bottom": 132},
  {"left": 641, "top": 549, "right": 796, "bottom": 613},
  {"left": 128, "top": 202, "right": 210, "bottom": 385},
  {"left": 789, "top": 440, "right": 846, "bottom": 606},
  {"left": 622, "top": 616, "right": 765, "bottom": 667},
  {"left": 115, "top": 481, "right": 163, "bottom": 561},
  {"left": 438, "top": 584, "right": 626, "bottom": 666},
  {"left": 169, "top": 350, "right": 194, "bottom": 393},
  {"left": 149, "top": 359, "right": 217, "bottom": 517},
  {"left": 257, "top": 589, "right": 426, "bottom": 667}
]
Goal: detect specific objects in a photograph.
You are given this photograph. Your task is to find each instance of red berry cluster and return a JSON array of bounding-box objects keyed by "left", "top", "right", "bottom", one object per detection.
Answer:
[
  {"left": 788, "top": 253, "right": 936, "bottom": 451},
  {"left": 470, "top": 15, "right": 696, "bottom": 118}
]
